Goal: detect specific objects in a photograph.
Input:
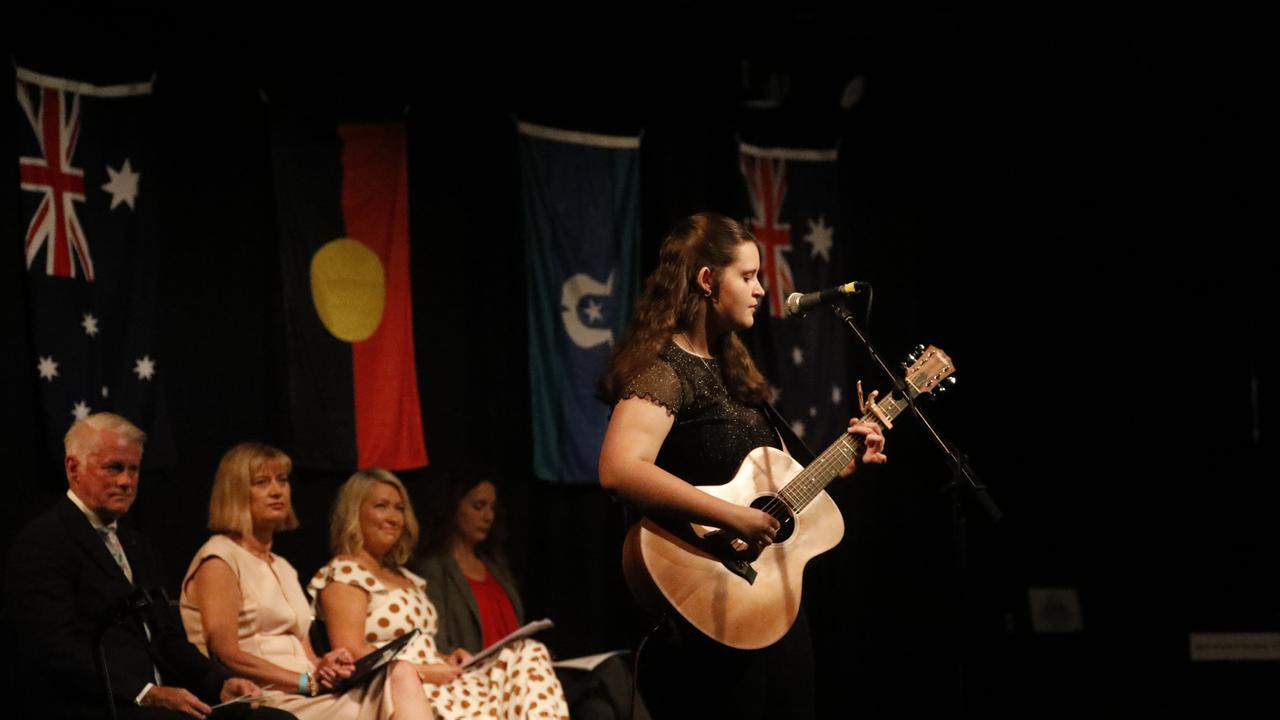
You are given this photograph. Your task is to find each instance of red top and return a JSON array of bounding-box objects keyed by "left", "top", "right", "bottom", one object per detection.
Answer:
[{"left": 466, "top": 568, "right": 519, "bottom": 649}]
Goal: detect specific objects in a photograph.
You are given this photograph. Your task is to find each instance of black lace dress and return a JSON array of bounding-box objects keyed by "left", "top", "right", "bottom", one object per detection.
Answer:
[{"left": 621, "top": 341, "right": 815, "bottom": 720}]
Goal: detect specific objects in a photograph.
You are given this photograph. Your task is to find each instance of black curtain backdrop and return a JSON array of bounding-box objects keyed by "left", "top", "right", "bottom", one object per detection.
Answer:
[{"left": 2, "top": 6, "right": 1270, "bottom": 715}]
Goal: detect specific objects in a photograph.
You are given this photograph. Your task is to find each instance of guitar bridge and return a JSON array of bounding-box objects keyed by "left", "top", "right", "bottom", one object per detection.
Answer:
[
  {"left": 722, "top": 558, "right": 757, "bottom": 584},
  {"left": 699, "top": 530, "right": 759, "bottom": 584}
]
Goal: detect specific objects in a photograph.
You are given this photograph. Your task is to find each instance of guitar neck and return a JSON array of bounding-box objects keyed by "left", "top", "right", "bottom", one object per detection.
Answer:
[{"left": 776, "top": 391, "right": 911, "bottom": 512}]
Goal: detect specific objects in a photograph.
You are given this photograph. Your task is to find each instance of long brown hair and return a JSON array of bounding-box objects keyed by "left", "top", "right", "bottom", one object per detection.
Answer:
[
  {"left": 420, "top": 467, "right": 510, "bottom": 578},
  {"left": 600, "top": 212, "right": 770, "bottom": 405}
]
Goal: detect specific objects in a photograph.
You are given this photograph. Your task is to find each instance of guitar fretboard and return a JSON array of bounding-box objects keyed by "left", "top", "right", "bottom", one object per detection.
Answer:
[{"left": 777, "top": 392, "right": 910, "bottom": 512}]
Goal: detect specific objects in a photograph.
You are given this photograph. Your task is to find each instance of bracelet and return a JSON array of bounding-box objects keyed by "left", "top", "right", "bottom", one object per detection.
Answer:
[
  {"left": 308, "top": 671, "right": 318, "bottom": 697},
  {"left": 298, "top": 672, "right": 309, "bottom": 695}
]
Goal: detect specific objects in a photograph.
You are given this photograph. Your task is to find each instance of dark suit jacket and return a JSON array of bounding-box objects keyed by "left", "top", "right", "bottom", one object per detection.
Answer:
[
  {"left": 5, "top": 496, "right": 228, "bottom": 718},
  {"left": 412, "top": 551, "right": 522, "bottom": 655}
]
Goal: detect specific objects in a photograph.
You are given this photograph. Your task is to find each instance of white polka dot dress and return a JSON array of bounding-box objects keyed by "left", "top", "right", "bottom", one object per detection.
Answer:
[{"left": 310, "top": 558, "right": 569, "bottom": 720}]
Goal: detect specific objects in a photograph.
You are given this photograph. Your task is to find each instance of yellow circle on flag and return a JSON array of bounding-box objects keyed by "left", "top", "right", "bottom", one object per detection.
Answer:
[{"left": 310, "top": 238, "right": 385, "bottom": 342}]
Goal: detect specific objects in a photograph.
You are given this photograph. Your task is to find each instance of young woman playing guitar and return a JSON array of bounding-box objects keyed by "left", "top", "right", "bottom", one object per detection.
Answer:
[{"left": 598, "top": 212, "right": 887, "bottom": 719}]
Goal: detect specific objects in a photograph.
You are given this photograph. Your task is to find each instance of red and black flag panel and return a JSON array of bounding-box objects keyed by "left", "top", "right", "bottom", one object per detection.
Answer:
[
  {"left": 16, "top": 66, "right": 173, "bottom": 466},
  {"left": 272, "top": 120, "right": 428, "bottom": 471}
]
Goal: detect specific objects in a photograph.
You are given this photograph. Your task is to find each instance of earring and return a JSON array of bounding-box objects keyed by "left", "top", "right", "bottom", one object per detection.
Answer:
[{"left": 704, "top": 289, "right": 712, "bottom": 297}]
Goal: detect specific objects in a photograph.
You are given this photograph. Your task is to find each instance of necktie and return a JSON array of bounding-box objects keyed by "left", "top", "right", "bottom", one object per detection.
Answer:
[
  {"left": 98, "top": 525, "right": 162, "bottom": 684},
  {"left": 98, "top": 526, "right": 134, "bottom": 584}
]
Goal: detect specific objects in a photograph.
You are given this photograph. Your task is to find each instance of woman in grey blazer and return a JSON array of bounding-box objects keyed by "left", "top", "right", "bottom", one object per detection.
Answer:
[
  {"left": 412, "top": 472, "right": 521, "bottom": 655},
  {"left": 412, "top": 470, "right": 649, "bottom": 720}
]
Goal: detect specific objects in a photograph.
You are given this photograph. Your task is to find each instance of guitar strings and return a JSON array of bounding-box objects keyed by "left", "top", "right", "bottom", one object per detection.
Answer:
[
  {"left": 753, "top": 393, "right": 904, "bottom": 528},
  {"left": 754, "top": 424, "right": 868, "bottom": 521}
]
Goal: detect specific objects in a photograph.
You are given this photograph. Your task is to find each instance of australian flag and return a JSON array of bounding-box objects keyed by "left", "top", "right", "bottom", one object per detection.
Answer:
[
  {"left": 16, "top": 66, "right": 171, "bottom": 466},
  {"left": 737, "top": 141, "right": 854, "bottom": 448}
]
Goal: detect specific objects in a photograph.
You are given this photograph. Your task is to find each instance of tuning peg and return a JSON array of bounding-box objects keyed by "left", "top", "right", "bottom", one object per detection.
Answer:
[{"left": 946, "top": 376, "right": 958, "bottom": 387}]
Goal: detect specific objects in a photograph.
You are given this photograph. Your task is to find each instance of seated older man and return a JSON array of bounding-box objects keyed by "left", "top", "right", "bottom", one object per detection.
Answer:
[{"left": 4, "top": 412, "right": 294, "bottom": 720}]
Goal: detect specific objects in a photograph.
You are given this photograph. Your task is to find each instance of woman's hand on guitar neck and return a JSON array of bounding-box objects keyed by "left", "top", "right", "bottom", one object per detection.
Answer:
[{"left": 838, "top": 420, "right": 888, "bottom": 478}]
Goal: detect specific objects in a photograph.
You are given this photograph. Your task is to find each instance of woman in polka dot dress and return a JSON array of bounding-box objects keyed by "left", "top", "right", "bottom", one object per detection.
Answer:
[{"left": 312, "top": 469, "right": 569, "bottom": 720}]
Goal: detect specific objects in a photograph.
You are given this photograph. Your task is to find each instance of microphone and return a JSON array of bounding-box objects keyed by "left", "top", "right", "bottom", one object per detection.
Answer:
[{"left": 784, "top": 281, "right": 869, "bottom": 317}]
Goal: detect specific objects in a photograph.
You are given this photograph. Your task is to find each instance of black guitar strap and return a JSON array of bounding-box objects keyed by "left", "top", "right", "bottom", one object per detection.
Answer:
[{"left": 762, "top": 401, "right": 817, "bottom": 466}]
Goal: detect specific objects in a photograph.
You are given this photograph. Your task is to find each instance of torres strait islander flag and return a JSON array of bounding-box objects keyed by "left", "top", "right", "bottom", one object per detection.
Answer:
[
  {"left": 271, "top": 121, "right": 428, "bottom": 471},
  {"left": 520, "top": 120, "right": 641, "bottom": 484}
]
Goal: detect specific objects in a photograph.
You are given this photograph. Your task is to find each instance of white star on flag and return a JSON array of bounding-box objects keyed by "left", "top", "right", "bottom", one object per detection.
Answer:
[
  {"left": 832, "top": 385, "right": 842, "bottom": 404},
  {"left": 71, "top": 400, "right": 91, "bottom": 420},
  {"left": 37, "top": 356, "right": 59, "bottom": 381},
  {"left": 81, "top": 313, "right": 99, "bottom": 337},
  {"left": 809, "top": 406, "right": 818, "bottom": 418},
  {"left": 792, "top": 346, "right": 804, "bottom": 366},
  {"left": 133, "top": 355, "right": 156, "bottom": 380},
  {"left": 101, "top": 386, "right": 110, "bottom": 398},
  {"left": 102, "top": 158, "right": 141, "bottom": 211},
  {"left": 790, "top": 419, "right": 807, "bottom": 439},
  {"left": 583, "top": 299, "right": 604, "bottom": 323},
  {"left": 803, "top": 216, "right": 834, "bottom": 262},
  {"left": 769, "top": 384, "right": 782, "bottom": 404}
]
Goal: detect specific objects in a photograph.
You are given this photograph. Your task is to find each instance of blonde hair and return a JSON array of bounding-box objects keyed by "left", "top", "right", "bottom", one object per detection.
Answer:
[
  {"left": 65, "top": 412, "right": 147, "bottom": 459},
  {"left": 329, "top": 469, "right": 420, "bottom": 568},
  {"left": 208, "top": 442, "right": 299, "bottom": 537}
]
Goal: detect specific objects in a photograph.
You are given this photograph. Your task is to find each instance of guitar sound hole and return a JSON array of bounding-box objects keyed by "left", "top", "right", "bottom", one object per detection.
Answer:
[{"left": 749, "top": 495, "right": 796, "bottom": 543}]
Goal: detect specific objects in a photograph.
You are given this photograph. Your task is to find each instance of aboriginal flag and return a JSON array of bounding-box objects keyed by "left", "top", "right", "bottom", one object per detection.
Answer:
[{"left": 272, "top": 120, "right": 428, "bottom": 471}]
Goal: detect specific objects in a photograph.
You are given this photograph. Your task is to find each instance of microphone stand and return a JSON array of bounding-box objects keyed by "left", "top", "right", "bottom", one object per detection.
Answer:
[
  {"left": 94, "top": 628, "right": 117, "bottom": 720},
  {"left": 94, "top": 588, "right": 160, "bottom": 720},
  {"left": 830, "top": 302, "right": 1002, "bottom": 710},
  {"left": 829, "top": 304, "right": 1000, "bottom": 522}
]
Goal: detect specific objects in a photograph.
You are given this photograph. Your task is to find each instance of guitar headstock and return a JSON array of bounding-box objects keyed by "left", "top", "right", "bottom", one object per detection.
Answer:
[{"left": 902, "top": 344, "right": 956, "bottom": 399}]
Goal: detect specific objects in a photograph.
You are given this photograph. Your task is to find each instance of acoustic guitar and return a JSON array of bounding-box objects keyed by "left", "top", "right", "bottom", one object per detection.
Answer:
[{"left": 622, "top": 345, "right": 956, "bottom": 649}]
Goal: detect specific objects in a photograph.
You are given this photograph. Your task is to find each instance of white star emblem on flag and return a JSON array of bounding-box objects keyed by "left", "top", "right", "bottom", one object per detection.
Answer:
[
  {"left": 133, "top": 355, "right": 156, "bottom": 380},
  {"left": 37, "top": 355, "right": 59, "bottom": 381},
  {"left": 803, "top": 216, "right": 834, "bottom": 262},
  {"left": 102, "top": 158, "right": 141, "bottom": 211}
]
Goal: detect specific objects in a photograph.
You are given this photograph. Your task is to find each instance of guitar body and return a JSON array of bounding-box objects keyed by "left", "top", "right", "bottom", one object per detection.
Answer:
[
  {"left": 622, "top": 445, "right": 845, "bottom": 649},
  {"left": 620, "top": 344, "right": 956, "bottom": 650}
]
